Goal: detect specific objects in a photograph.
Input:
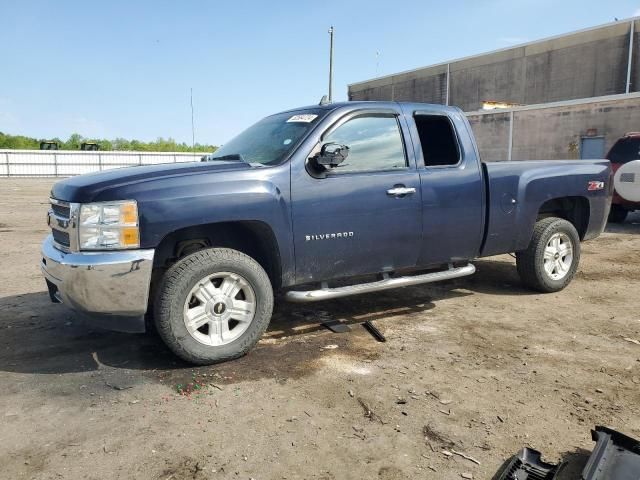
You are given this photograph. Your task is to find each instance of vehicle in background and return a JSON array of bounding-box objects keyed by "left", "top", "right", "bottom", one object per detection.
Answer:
[
  {"left": 607, "top": 133, "right": 640, "bottom": 223},
  {"left": 41, "top": 101, "right": 612, "bottom": 365}
]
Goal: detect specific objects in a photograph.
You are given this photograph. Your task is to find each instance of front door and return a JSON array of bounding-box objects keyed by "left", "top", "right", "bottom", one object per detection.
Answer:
[{"left": 291, "top": 110, "right": 422, "bottom": 284}]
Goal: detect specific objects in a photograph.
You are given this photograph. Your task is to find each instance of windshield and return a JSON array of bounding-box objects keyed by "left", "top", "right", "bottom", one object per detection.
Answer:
[
  {"left": 607, "top": 137, "right": 640, "bottom": 164},
  {"left": 210, "top": 109, "right": 326, "bottom": 165}
]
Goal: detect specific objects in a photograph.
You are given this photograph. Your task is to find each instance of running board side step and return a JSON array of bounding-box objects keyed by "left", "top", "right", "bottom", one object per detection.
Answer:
[{"left": 284, "top": 263, "right": 476, "bottom": 303}]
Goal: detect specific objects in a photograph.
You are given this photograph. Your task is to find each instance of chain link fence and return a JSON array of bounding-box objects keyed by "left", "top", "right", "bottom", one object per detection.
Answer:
[{"left": 0, "top": 150, "right": 207, "bottom": 177}]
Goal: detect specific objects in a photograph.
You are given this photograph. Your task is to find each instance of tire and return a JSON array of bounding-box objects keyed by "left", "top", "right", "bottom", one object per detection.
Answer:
[
  {"left": 516, "top": 217, "right": 581, "bottom": 293},
  {"left": 608, "top": 205, "right": 628, "bottom": 223},
  {"left": 154, "top": 248, "right": 273, "bottom": 365}
]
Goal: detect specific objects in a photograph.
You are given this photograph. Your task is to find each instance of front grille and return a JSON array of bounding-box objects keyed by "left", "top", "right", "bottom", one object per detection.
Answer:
[
  {"left": 52, "top": 229, "right": 70, "bottom": 247},
  {"left": 49, "top": 198, "right": 77, "bottom": 251},
  {"left": 51, "top": 203, "right": 71, "bottom": 218}
]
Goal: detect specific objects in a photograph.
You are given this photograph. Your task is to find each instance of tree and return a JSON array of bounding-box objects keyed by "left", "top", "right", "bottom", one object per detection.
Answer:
[{"left": 0, "top": 132, "right": 217, "bottom": 152}]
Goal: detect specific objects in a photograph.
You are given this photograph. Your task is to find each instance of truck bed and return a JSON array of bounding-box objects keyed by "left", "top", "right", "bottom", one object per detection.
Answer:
[{"left": 480, "top": 159, "right": 611, "bottom": 257}]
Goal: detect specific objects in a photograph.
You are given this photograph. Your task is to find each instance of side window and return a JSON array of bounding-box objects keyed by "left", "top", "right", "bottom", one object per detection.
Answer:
[
  {"left": 323, "top": 114, "right": 407, "bottom": 173},
  {"left": 414, "top": 114, "right": 460, "bottom": 167}
]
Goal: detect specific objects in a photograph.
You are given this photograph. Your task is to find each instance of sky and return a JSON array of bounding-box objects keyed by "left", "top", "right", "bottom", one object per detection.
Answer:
[{"left": 1, "top": 0, "right": 640, "bottom": 146}]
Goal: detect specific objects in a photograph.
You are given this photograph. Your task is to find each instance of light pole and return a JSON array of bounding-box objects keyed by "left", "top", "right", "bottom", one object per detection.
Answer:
[
  {"left": 328, "top": 26, "right": 334, "bottom": 102},
  {"left": 190, "top": 87, "right": 195, "bottom": 153}
]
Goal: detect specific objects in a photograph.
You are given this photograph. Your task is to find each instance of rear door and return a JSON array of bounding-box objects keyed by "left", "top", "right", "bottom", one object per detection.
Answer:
[
  {"left": 403, "top": 107, "right": 485, "bottom": 266},
  {"left": 290, "top": 108, "right": 423, "bottom": 284}
]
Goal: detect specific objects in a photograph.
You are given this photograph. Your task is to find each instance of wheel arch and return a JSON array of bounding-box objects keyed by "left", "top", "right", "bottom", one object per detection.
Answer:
[
  {"left": 152, "top": 220, "right": 283, "bottom": 290},
  {"left": 536, "top": 196, "right": 590, "bottom": 240}
]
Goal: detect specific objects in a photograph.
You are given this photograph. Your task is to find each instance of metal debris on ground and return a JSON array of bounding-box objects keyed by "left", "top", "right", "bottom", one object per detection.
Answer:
[
  {"left": 451, "top": 449, "right": 481, "bottom": 466},
  {"left": 362, "top": 320, "right": 386, "bottom": 342},
  {"left": 105, "top": 382, "right": 132, "bottom": 391},
  {"left": 321, "top": 319, "right": 351, "bottom": 333},
  {"left": 497, "top": 426, "right": 640, "bottom": 479},
  {"left": 496, "top": 447, "right": 562, "bottom": 479},
  {"left": 423, "top": 424, "right": 456, "bottom": 449},
  {"left": 583, "top": 426, "right": 640, "bottom": 479},
  {"left": 357, "top": 397, "right": 383, "bottom": 424}
]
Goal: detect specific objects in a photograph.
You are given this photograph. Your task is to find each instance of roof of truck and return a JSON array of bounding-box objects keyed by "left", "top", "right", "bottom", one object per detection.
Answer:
[{"left": 279, "top": 101, "right": 459, "bottom": 115}]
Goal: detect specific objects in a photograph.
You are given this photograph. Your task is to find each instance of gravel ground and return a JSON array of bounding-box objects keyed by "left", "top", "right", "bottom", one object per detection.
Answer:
[{"left": 1, "top": 178, "right": 639, "bottom": 480}]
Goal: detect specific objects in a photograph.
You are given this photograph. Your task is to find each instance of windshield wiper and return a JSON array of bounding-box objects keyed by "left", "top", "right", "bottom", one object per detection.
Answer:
[
  {"left": 209, "top": 153, "right": 245, "bottom": 162},
  {"left": 205, "top": 153, "right": 265, "bottom": 168}
]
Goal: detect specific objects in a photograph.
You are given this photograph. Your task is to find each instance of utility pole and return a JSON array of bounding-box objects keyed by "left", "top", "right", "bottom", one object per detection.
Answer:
[
  {"left": 190, "top": 87, "right": 195, "bottom": 152},
  {"left": 328, "top": 26, "right": 334, "bottom": 102}
]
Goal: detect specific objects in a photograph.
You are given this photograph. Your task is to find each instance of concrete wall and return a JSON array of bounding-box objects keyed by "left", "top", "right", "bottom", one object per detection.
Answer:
[
  {"left": 349, "top": 19, "right": 639, "bottom": 111},
  {"left": 468, "top": 112, "right": 511, "bottom": 161},
  {"left": 467, "top": 95, "right": 640, "bottom": 161}
]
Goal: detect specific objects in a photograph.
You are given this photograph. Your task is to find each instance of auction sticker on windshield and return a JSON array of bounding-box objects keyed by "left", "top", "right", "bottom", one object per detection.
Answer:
[{"left": 287, "top": 114, "right": 318, "bottom": 123}]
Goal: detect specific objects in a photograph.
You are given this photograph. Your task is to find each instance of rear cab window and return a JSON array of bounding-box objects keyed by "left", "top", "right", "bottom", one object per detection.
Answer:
[{"left": 414, "top": 114, "right": 461, "bottom": 167}]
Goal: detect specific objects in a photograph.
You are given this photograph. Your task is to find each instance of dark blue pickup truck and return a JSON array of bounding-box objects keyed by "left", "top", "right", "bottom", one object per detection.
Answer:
[{"left": 42, "top": 101, "right": 612, "bottom": 364}]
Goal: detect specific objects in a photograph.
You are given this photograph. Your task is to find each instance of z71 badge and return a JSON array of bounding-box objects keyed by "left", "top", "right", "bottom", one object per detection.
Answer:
[
  {"left": 305, "top": 232, "right": 354, "bottom": 241},
  {"left": 587, "top": 181, "right": 605, "bottom": 191}
]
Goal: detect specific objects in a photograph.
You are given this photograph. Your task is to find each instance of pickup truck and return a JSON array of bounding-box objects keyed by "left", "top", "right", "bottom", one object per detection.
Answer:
[{"left": 41, "top": 101, "right": 612, "bottom": 364}]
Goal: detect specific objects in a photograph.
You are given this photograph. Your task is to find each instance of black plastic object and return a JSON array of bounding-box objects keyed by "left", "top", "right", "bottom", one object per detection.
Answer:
[
  {"left": 362, "top": 320, "right": 386, "bottom": 342},
  {"left": 582, "top": 426, "right": 640, "bottom": 479},
  {"left": 497, "top": 448, "right": 560, "bottom": 480},
  {"left": 321, "top": 320, "right": 351, "bottom": 333}
]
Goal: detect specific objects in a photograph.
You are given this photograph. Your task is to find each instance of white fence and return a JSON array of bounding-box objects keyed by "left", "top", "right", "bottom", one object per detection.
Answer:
[{"left": 0, "top": 150, "right": 208, "bottom": 177}]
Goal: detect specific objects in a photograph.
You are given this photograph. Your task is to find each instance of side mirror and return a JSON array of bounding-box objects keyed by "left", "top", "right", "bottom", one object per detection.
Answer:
[{"left": 311, "top": 143, "right": 349, "bottom": 169}]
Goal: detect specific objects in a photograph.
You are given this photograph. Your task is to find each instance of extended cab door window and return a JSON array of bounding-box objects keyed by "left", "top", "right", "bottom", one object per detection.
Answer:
[
  {"left": 414, "top": 114, "right": 460, "bottom": 167},
  {"left": 323, "top": 114, "right": 407, "bottom": 173}
]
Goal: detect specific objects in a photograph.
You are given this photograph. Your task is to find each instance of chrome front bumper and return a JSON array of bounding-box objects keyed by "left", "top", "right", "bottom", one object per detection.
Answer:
[{"left": 41, "top": 235, "right": 155, "bottom": 333}]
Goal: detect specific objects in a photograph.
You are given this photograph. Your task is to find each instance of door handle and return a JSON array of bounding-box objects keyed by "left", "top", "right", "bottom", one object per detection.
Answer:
[{"left": 386, "top": 187, "right": 416, "bottom": 197}]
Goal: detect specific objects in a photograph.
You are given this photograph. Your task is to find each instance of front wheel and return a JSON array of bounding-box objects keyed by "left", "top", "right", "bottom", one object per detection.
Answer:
[
  {"left": 516, "top": 217, "right": 581, "bottom": 293},
  {"left": 154, "top": 248, "right": 273, "bottom": 365}
]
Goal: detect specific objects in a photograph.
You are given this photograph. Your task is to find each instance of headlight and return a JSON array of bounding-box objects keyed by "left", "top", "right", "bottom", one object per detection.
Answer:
[{"left": 79, "top": 200, "right": 140, "bottom": 250}]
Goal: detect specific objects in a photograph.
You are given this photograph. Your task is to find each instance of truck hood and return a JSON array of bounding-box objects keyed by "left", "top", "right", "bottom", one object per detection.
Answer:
[{"left": 50, "top": 161, "right": 252, "bottom": 203}]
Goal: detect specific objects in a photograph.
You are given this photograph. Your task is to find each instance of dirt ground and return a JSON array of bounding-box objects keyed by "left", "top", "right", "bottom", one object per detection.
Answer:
[{"left": 1, "top": 178, "right": 639, "bottom": 480}]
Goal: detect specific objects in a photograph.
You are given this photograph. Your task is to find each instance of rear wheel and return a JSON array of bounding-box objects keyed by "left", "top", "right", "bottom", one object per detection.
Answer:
[
  {"left": 154, "top": 248, "right": 273, "bottom": 365},
  {"left": 608, "top": 205, "right": 628, "bottom": 223},
  {"left": 516, "top": 217, "right": 580, "bottom": 293}
]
